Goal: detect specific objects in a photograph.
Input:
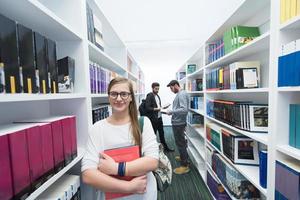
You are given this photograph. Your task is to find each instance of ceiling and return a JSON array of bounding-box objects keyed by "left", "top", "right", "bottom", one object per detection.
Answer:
[{"left": 97, "top": 0, "right": 244, "bottom": 76}]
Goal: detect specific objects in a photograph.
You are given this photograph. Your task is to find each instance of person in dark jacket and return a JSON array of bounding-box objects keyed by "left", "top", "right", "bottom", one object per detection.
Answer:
[{"left": 145, "top": 82, "right": 174, "bottom": 151}]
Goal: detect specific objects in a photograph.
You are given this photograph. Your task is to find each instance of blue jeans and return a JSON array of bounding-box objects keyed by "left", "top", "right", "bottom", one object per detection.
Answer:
[{"left": 172, "top": 124, "right": 189, "bottom": 166}]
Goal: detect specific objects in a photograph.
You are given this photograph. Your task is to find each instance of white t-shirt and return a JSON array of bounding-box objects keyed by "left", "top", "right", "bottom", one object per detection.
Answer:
[
  {"left": 81, "top": 117, "right": 159, "bottom": 200},
  {"left": 154, "top": 95, "right": 162, "bottom": 118}
]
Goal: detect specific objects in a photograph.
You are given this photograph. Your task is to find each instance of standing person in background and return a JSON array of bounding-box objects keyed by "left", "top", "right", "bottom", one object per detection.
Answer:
[
  {"left": 165, "top": 80, "right": 190, "bottom": 175},
  {"left": 82, "top": 77, "right": 159, "bottom": 199},
  {"left": 145, "top": 82, "right": 174, "bottom": 152}
]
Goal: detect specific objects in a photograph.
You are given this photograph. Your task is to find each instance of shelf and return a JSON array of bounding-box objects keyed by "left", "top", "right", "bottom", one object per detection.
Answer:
[
  {"left": 26, "top": 147, "right": 85, "bottom": 200},
  {"left": 206, "top": 116, "right": 268, "bottom": 145},
  {"left": 186, "top": 67, "right": 204, "bottom": 79},
  {"left": 187, "top": 123, "right": 205, "bottom": 139},
  {"left": 277, "top": 86, "right": 300, "bottom": 92},
  {"left": 277, "top": 145, "right": 300, "bottom": 161},
  {"left": 0, "top": 0, "right": 82, "bottom": 41},
  {"left": 128, "top": 71, "right": 138, "bottom": 81},
  {"left": 187, "top": 91, "right": 204, "bottom": 94},
  {"left": 206, "top": 142, "right": 267, "bottom": 196},
  {"left": 0, "top": 93, "right": 87, "bottom": 102},
  {"left": 206, "top": 88, "right": 269, "bottom": 94},
  {"left": 187, "top": 135, "right": 205, "bottom": 160},
  {"left": 88, "top": 42, "right": 127, "bottom": 75},
  {"left": 90, "top": 94, "right": 108, "bottom": 98},
  {"left": 280, "top": 15, "right": 300, "bottom": 31},
  {"left": 187, "top": 147, "right": 206, "bottom": 179},
  {"left": 189, "top": 108, "right": 204, "bottom": 116},
  {"left": 205, "top": 32, "right": 270, "bottom": 70},
  {"left": 178, "top": 77, "right": 187, "bottom": 83}
]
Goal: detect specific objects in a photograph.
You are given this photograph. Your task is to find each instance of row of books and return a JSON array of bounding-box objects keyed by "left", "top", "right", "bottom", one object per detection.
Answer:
[
  {"left": 190, "top": 96, "right": 204, "bottom": 110},
  {"left": 86, "top": 2, "right": 104, "bottom": 51},
  {"left": 206, "top": 122, "right": 260, "bottom": 165},
  {"left": 187, "top": 112, "right": 204, "bottom": 125},
  {"left": 275, "top": 159, "right": 300, "bottom": 200},
  {"left": 210, "top": 153, "right": 260, "bottom": 199},
  {"left": 0, "top": 116, "right": 77, "bottom": 200},
  {"left": 289, "top": 104, "right": 300, "bottom": 149},
  {"left": 0, "top": 14, "right": 75, "bottom": 94},
  {"left": 187, "top": 78, "right": 203, "bottom": 92},
  {"left": 207, "top": 38, "right": 225, "bottom": 64},
  {"left": 223, "top": 25, "right": 260, "bottom": 56},
  {"left": 206, "top": 61, "right": 261, "bottom": 90},
  {"left": 280, "top": 0, "right": 300, "bottom": 24},
  {"left": 92, "top": 104, "right": 112, "bottom": 124},
  {"left": 206, "top": 122, "right": 268, "bottom": 189},
  {"left": 278, "top": 39, "right": 300, "bottom": 87},
  {"left": 38, "top": 174, "right": 80, "bottom": 200},
  {"left": 89, "top": 61, "right": 118, "bottom": 94},
  {"left": 207, "top": 99, "right": 269, "bottom": 132}
]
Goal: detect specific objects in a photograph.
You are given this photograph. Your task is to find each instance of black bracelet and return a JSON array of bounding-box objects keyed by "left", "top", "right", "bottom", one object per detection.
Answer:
[{"left": 118, "top": 162, "right": 124, "bottom": 176}]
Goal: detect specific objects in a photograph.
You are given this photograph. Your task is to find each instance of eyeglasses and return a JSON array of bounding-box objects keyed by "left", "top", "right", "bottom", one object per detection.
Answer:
[{"left": 109, "top": 91, "right": 131, "bottom": 100}]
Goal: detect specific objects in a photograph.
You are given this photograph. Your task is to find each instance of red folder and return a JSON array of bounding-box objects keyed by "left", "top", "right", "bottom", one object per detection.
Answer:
[
  {"left": 103, "top": 145, "right": 140, "bottom": 200},
  {"left": 8, "top": 127, "right": 31, "bottom": 199},
  {"left": 39, "top": 123, "right": 55, "bottom": 180},
  {"left": 68, "top": 116, "right": 78, "bottom": 159},
  {"left": 0, "top": 134, "right": 13, "bottom": 200},
  {"left": 26, "top": 125, "right": 44, "bottom": 189},
  {"left": 61, "top": 117, "right": 73, "bottom": 165}
]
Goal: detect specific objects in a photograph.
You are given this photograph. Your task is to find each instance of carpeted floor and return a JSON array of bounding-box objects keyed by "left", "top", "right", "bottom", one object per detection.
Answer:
[{"left": 157, "top": 126, "right": 213, "bottom": 200}]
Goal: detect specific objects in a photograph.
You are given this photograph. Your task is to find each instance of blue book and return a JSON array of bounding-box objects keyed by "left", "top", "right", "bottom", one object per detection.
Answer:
[
  {"left": 290, "top": 104, "right": 296, "bottom": 147},
  {"left": 296, "top": 105, "right": 300, "bottom": 149},
  {"left": 278, "top": 55, "right": 287, "bottom": 87},
  {"left": 259, "top": 150, "right": 268, "bottom": 188},
  {"left": 295, "top": 51, "right": 300, "bottom": 86}
]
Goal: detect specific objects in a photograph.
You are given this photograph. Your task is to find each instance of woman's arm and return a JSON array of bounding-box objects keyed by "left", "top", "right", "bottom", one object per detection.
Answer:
[
  {"left": 98, "top": 117, "right": 159, "bottom": 176},
  {"left": 82, "top": 169, "right": 147, "bottom": 193}
]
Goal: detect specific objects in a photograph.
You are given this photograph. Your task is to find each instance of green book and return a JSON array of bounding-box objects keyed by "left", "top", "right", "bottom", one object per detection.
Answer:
[{"left": 235, "top": 25, "right": 260, "bottom": 48}]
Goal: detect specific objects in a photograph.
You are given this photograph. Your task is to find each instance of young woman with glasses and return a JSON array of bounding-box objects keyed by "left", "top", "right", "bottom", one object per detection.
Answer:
[{"left": 82, "top": 77, "right": 159, "bottom": 200}]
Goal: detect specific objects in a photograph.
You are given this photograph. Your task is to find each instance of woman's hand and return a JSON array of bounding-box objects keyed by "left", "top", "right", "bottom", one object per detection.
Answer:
[
  {"left": 128, "top": 175, "right": 147, "bottom": 194},
  {"left": 98, "top": 153, "right": 118, "bottom": 175}
]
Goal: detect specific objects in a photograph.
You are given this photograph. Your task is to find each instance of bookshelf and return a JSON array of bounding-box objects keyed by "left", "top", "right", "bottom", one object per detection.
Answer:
[
  {"left": 175, "top": 0, "right": 300, "bottom": 199},
  {"left": 0, "top": 0, "right": 144, "bottom": 199}
]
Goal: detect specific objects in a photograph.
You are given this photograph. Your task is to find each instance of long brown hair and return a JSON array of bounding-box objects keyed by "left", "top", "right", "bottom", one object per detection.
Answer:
[{"left": 107, "top": 77, "right": 141, "bottom": 146}]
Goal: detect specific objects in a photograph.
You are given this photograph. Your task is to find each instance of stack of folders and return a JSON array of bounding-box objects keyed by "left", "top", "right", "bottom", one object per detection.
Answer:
[
  {"left": 280, "top": 0, "right": 300, "bottom": 24},
  {"left": 278, "top": 40, "right": 300, "bottom": 87},
  {"left": 275, "top": 159, "right": 300, "bottom": 200},
  {"left": 38, "top": 174, "right": 80, "bottom": 200},
  {"left": 223, "top": 26, "right": 260, "bottom": 55},
  {"left": 289, "top": 104, "right": 300, "bottom": 149},
  {"left": 104, "top": 145, "right": 140, "bottom": 199}
]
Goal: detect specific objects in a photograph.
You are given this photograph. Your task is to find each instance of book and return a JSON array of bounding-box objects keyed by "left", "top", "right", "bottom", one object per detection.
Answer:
[
  {"left": 259, "top": 150, "right": 267, "bottom": 188},
  {"left": 58, "top": 56, "right": 75, "bottom": 93},
  {"left": 0, "top": 14, "right": 21, "bottom": 93},
  {"left": 249, "top": 104, "right": 268, "bottom": 132},
  {"left": 103, "top": 145, "right": 140, "bottom": 199},
  {"left": 34, "top": 32, "right": 49, "bottom": 94},
  {"left": 162, "top": 103, "right": 171, "bottom": 109},
  {"left": 17, "top": 24, "right": 38, "bottom": 93}
]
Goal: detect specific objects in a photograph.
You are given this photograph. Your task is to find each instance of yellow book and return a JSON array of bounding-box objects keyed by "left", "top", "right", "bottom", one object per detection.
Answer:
[
  {"left": 297, "top": 0, "right": 300, "bottom": 15},
  {"left": 10, "top": 76, "right": 16, "bottom": 93},
  {"left": 291, "top": 0, "right": 297, "bottom": 18},
  {"left": 281, "top": 0, "right": 286, "bottom": 23},
  {"left": 219, "top": 68, "right": 223, "bottom": 86},
  {"left": 27, "top": 78, "right": 32, "bottom": 93},
  {"left": 286, "top": 0, "right": 291, "bottom": 21}
]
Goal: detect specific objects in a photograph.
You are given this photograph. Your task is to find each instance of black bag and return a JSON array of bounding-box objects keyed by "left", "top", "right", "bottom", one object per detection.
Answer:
[{"left": 138, "top": 99, "right": 147, "bottom": 116}]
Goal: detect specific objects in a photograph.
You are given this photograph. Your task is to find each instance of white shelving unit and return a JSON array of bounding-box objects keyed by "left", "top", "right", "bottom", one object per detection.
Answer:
[
  {"left": 0, "top": 0, "right": 144, "bottom": 199},
  {"left": 174, "top": 0, "right": 299, "bottom": 199}
]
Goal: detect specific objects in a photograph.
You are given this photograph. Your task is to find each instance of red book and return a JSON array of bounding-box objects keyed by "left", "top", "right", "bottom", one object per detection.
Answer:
[{"left": 103, "top": 145, "right": 140, "bottom": 200}]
